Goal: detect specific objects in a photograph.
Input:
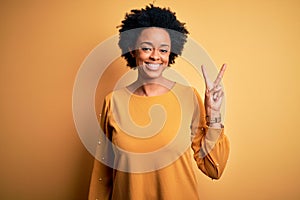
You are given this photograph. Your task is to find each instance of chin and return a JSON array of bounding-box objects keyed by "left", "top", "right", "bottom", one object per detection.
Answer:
[{"left": 142, "top": 68, "right": 164, "bottom": 79}]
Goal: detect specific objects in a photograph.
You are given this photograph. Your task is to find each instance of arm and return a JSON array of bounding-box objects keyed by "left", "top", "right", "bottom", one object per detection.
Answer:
[
  {"left": 88, "top": 96, "right": 114, "bottom": 200},
  {"left": 191, "top": 88, "right": 230, "bottom": 180}
]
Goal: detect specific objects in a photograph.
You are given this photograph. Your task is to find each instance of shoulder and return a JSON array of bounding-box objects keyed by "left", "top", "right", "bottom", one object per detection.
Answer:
[
  {"left": 102, "top": 87, "right": 131, "bottom": 110},
  {"left": 104, "top": 87, "right": 129, "bottom": 100},
  {"left": 173, "top": 83, "right": 203, "bottom": 105},
  {"left": 173, "top": 82, "right": 199, "bottom": 96}
]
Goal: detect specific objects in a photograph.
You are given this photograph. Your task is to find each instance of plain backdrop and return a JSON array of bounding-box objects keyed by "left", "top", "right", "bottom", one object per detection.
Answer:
[{"left": 1, "top": 0, "right": 300, "bottom": 199}]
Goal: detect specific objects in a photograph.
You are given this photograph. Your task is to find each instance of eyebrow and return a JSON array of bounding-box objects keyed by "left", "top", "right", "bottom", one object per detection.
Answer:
[{"left": 139, "top": 41, "right": 170, "bottom": 47}]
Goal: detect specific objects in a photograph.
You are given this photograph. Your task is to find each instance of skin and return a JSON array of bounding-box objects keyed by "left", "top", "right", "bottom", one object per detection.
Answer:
[
  {"left": 127, "top": 27, "right": 174, "bottom": 96},
  {"left": 127, "top": 27, "right": 226, "bottom": 128},
  {"left": 201, "top": 64, "right": 227, "bottom": 128}
]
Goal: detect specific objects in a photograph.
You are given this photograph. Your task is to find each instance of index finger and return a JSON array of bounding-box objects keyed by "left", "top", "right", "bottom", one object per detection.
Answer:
[
  {"left": 214, "top": 64, "right": 227, "bottom": 86},
  {"left": 201, "top": 64, "right": 210, "bottom": 86}
]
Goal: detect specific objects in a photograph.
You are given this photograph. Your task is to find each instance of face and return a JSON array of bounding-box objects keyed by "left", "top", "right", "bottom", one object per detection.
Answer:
[{"left": 132, "top": 27, "right": 171, "bottom": 80}]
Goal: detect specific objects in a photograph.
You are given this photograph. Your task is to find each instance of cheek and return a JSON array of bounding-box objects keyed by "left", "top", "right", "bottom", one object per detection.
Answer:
[
  {"left": 136, "top": 52, "right": 149, "bottom": 62},
  {"left": 162, "top": 54, "right": 170, "bottom": 64}
]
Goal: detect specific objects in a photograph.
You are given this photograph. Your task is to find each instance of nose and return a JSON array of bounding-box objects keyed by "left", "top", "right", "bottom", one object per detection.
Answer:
[{"left": 149, "top": 48, "right": 160, "bottom": 60}]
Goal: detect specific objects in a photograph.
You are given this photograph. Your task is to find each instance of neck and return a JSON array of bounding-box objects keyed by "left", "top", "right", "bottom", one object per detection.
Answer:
[
  {"left": 140, "top": 83, "right": 163, "bottom": 96},
  {"left": 128, "top": 76, "right": 175, "bottom": 96}
]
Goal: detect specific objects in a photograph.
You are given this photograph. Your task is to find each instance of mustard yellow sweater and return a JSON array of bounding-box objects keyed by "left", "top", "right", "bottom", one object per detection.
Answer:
[{"left": 89, "top": 83, "right": 230, "bottom": 200}]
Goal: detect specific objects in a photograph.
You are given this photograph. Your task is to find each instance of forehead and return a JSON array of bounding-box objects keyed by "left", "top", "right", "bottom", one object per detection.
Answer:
[{"left": 136, "top": 27, "right": 171, "bottom": 45}]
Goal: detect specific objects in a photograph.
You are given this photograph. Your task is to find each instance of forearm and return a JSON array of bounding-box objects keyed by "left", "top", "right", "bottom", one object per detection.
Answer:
[{"left": 193, "top": 128, "right": 230, "bottom": 180}]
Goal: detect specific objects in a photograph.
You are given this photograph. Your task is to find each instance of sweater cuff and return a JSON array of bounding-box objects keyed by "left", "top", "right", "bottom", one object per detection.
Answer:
[{"left": 205, "top": 127, "right": 224, "bottom": 142}]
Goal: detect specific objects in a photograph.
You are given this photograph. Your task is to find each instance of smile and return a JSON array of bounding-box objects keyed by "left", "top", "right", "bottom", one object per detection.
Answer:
[{"left": 145, "top": 63, "right": 162, "bottom": 71}]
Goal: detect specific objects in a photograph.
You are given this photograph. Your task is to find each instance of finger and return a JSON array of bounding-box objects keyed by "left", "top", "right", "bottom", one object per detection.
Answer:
[
  {"left": 216, "top": 93, "right": 224, "bottom": 105},
  {"left": 217, "top": 92, "right": 224, "bottom": 103},
  {"left": 212, "top": 89, "right": 224, "bottom": 101},
  {"left": 213, "top": 92, "right": 218, "bottom": 101},
  {"left": 214, "top": 64, "right": 227, "bottom": 86},
  {"left": 205, "top": 88, "right": 210, "bottom": 96},
  {"left": 217, "top": 90, "right": 224, "bottom": 99},
  {"left": 219, "top": 91, "right": 224, "bottom": 98},
  {"left": 201, "top": 65, "right": 211, "bottom": 87},
  {"left": 213, "top": 84, "right": 222, "bottom": 92},
  {"left": 209, "top": 85, "right": 222, "bottom": 94}
]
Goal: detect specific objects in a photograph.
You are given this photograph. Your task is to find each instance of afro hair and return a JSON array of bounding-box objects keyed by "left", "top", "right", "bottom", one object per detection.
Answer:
[{"left": 118, "top": 4, "right": 189, "bottom": 68}]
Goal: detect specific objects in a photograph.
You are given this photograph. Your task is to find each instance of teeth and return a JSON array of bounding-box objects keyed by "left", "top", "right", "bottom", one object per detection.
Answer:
[{"left": 146, "top": 63, "right": 160, "bottom": 70}]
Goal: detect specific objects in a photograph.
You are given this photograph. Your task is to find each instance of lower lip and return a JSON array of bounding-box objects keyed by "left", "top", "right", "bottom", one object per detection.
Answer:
[{"left": 145, "top": 64, "right": 161, "bottom": 71}]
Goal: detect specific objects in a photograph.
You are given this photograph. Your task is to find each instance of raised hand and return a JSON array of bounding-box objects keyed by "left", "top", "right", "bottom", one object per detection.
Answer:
[{"left": 201, "top": 64, "right": 227, "bottom": 126}]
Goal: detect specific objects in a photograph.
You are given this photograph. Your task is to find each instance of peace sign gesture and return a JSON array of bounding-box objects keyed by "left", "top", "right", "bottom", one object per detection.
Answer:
[{"left": 201, "top": 64, "right": 227, "bottom": 126}]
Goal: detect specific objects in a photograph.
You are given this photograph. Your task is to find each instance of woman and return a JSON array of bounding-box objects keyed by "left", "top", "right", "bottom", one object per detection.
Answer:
[{"left": 89, "top": 4, "right": 230, "bottom": 200}]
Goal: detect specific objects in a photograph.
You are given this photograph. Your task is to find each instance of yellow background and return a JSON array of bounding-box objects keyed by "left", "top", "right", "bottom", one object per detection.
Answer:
[{"left": 1, "top": 0, "right": 300, "bottom": 199}]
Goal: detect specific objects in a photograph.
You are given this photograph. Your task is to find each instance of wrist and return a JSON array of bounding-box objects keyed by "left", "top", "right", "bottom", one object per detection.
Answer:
[
  {"left": 206, "top": 112, "right": 221, "bottom": 122},
  {"left": 206, "top": 110, "right": 221, "bottom": 117},
  {"left": 208, "top": 123, "right": 222, "bottom": 128},
  {"left": 206, "top": 112, "right": 222, "bottom": 127}
]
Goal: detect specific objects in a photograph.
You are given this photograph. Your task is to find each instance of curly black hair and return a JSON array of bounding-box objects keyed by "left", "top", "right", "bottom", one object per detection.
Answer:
[{"left": 118, "top": 4, "right": 189, "bottom": 68}]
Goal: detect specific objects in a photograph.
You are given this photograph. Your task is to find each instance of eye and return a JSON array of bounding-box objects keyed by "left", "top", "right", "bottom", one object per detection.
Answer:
[
  {"left": 160, "top": 49, "right": 169, "bottom": 53},
  {"left": 141, "top": 47, "right": 152, "bottom": 52}
]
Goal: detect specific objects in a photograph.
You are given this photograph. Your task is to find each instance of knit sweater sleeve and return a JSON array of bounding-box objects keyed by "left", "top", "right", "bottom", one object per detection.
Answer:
[{"left": 191, "top": 88, "right": 230, "bottom": 179}]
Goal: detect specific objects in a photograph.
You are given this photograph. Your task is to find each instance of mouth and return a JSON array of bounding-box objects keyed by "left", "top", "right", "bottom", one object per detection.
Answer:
[{"left": 144, "top": 63, "right": 162, "bottom": 71}]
